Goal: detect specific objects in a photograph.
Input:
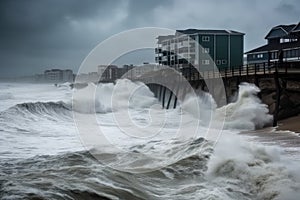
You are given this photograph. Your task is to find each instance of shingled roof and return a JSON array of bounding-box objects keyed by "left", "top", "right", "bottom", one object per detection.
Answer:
[{"left": 265, "top": 23, "right": 299, "bottom": 39}]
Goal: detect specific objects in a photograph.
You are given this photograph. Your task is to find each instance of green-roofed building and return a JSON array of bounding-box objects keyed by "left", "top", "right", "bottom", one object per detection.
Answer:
[{"left": 155, "top": 29, "right": 245, "bottom": 73}]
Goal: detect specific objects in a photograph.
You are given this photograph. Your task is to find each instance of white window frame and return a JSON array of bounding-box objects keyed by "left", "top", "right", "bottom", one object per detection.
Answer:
[
  {"left": 222, "top": 60, "right": 227, "bottom": 64},
  {"left": 202, "top": 48, "right": 210, "bottom": 53},
  {"left": 202, "top": 36, "right": 210, "bottom": 42},
  {"left": 202, "top": 59, "right": 210, "bottom": 65}
]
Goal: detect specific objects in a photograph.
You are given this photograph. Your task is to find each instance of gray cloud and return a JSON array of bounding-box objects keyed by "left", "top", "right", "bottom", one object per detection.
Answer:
[{"left": 0, "top": 0, "right": 299, "bottom": 77}]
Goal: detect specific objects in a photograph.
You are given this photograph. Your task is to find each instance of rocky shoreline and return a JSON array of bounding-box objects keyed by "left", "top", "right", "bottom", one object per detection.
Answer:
[{"left": 260, "top": 79, "right": 300, "bottom": 120}]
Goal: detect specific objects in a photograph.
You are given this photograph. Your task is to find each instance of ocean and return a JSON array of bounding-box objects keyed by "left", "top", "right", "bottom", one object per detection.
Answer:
[{"left": 0, "top": 80, "right": 299, "bottom": 200}]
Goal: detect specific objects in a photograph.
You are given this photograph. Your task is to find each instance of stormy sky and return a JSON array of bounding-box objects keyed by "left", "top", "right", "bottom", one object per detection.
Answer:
[{"left": 0, "top": 0, "right": 299, "bottom": 77}]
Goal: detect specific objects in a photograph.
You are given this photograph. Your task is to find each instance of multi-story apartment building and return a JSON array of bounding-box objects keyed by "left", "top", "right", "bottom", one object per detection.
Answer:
[
  {"left": 97, "top": 65, "right": 119, "bottom": 81},
  {"left": 44, "top": 69, "right": 74, "bottom": 82},
  {"left": 155, "top": 29, "right": 244, "bottom": 73},
  {"left": 246, "top": 23, "right": 300, "bottom": 66}
]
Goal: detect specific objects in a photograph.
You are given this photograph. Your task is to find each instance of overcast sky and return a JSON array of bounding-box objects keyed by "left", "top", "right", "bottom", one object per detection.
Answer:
[{"left": 0, "top": 0, "right": 299, "bottom": 77}]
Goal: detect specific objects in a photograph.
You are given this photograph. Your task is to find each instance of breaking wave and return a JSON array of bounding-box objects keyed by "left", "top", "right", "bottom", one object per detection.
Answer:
[
  {"left": 0, "top": 101, "right": 72, "bottom": 122},
  {"left": 1, "top": 134, "right": 299, "bottom": 200}
]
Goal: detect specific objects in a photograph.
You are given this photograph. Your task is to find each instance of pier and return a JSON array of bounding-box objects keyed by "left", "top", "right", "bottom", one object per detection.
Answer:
[{"left": 139, "top": 62, "right": 300, "bottom": 126}]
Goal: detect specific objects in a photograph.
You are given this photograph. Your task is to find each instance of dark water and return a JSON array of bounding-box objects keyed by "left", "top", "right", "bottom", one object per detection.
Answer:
[{"left": 0, "top": 83, "right": 300, "bottom": 200}]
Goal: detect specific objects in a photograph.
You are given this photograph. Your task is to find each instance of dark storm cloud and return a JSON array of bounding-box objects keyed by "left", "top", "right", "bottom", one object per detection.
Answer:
[
  {"left": 0, "top": 0, "right": 299, "bottom": 77},
  {"left": 0, "top": 0, "right": 131, "bottom": 77},
  {"left": 275, "top": 0, "right": 300, "bottom": 19}
]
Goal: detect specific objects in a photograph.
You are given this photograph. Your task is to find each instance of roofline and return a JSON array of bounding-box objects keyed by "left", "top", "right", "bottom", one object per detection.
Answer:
[
  {"left": 265, "top": 27, "right": 289, "bottom": 39},
  {"left": 291, "top": 22, "right": 300, "bottom": 32},
  {"left": 176, "top": 29, "right": 245, "bottom": 35},
  {"left": 245, "top": 46, "right": 300, "bottom": 54}
]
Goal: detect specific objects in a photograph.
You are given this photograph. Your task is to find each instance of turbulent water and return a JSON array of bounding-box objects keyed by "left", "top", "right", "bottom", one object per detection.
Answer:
[{"left": 0, "top": 81, "right": 300, "bottom": 200}]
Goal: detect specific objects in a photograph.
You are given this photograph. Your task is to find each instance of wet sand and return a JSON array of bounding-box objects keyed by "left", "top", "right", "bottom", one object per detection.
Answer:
[
  {"left": 238, "top": 115, "right": 300, "bottom": 159},
  {"left": 277, "top": 115, "right": 300, "bottom": 133}
]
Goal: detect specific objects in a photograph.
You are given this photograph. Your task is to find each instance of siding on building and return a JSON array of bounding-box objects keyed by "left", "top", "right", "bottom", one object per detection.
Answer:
[
  {"left": 155, "top": 29, "right": 245, "bottom": 72},
  {"left": 246, "top": 22, "right": 300, "bottom": 65}
]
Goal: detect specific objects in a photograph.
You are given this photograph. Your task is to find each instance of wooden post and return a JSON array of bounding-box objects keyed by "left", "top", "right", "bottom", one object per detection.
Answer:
[
  {"left": 162, "top": 86, "right": 166, "bottom": 108},
  {"left": 273, "top": 70, "right": 281, "bottom": 127},
  {"left": 173, "top": 83, "right": 180, "bottom": 109},
  {"left": 166, "top": 89, "right": 173, "bottom": 109},
  {"left": 158, "top": 85, "right": 163, "bottom": 101},
  {"left": 173, "top": 93, "right": 178, "bottom": 109},
  {"left": 247, "top": 64, "right": 249, "bottom": 76}
]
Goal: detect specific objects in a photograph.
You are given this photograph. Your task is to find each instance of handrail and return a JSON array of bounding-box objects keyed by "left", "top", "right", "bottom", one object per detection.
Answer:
[{"left": 183, "top": 61, "right": 300, "bottom": 81}]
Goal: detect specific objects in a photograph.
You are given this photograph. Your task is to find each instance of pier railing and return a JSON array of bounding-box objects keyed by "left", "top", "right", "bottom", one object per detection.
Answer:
[
  {"left": 184, "top": 61, "right": 300, "bottom": 81},
  {"left": 99, "top": 61, "right": 300, "bottom": 83}
]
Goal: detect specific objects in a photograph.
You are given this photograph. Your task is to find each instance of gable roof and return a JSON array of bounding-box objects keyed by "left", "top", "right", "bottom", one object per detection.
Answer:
[
  {"left": 291, "top": 22, "right": 300, "bottom": 33},
  {"left": 265, "top": 24, "right": 298, "bottom": 39}
]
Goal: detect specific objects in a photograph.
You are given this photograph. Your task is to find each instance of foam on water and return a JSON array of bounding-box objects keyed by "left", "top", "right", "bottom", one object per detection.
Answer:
[
  {"left": 73, "top": 79, "right": 157, "bottom": 113},
  {"left": 0, "top": 81, "right": 299, "bottom": 199}
]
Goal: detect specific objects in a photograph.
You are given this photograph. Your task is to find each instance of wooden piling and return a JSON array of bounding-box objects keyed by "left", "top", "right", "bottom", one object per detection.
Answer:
[
  {"left": 162, "top": 86, "right": 166, "bottom": 108},
  {"left": 273, "top": 69, "right": 281, "bottom": 126},
  {"left": 166, "top": 89, "right": 173, "bottom": 109}
]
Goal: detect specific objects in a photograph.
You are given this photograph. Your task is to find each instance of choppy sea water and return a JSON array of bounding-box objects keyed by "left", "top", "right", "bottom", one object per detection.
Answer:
[{"left": 0, "top": 81, "right": 299, "bottom": 200}]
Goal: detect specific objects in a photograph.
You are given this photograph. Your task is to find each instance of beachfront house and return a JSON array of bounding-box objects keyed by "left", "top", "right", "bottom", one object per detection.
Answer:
[{"left": 246, "top": 22, "right": 300, "bottom": 66}]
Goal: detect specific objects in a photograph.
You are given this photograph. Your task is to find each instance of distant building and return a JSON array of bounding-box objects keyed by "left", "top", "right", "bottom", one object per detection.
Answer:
[
  {"left": 96, "top": 64, "right": 159, "bottom": 81},
  {"left": 246, "top": 22, "right": 300, "bottom": 65},
  {"left": 62, "top": 69, "right": 73, "bottom": 82},
  {"left": 97, "top": 65, "right": 119, "bottom": 81},
  {"left": 155, "top": 29, "right": 245, "bottom": 72},
  {"left": 130, "top": 63, "right": 159, "bottom": 78},
  {"left": 44, "top": 69, "right": 74, "bottom": 82}
]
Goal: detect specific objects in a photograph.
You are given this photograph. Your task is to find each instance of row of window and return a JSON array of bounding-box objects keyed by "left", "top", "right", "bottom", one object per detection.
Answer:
[
  {"left": 252, "top": 54, "right": 264, "bottom": 59},
  {"left": 201, "top": 59, "right": 227, "bottom": 65},
  {"left": 202, "top": 36, "right": 210, "bottom": 42},
  {"left": 161, "top": 36, "right": 211, "bottom": 45},
  {"left": 283, "top": 49, "right": 300, "bottom": 58},
  {"left": 252, "top": 48, "right": 300, "bottom": 60},
  {"left": 160, "top": 59, "right": 228, "bottom": 66}
]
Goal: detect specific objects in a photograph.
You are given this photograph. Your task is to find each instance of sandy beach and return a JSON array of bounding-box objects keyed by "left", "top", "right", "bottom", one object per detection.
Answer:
[{"left": 277, "top": 115, "right": 300, "bottom": 133}]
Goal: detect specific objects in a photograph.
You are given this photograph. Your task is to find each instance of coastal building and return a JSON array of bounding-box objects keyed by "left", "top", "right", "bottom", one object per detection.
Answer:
[
  {"left": 155, "top": 29, "right": 245, "bottom": 72},
  {"left": 246, "top": 22, "right": 300, "bottom": 65},
  {"left": 130, "top": 63, "right": 159, "bottom": 78},
  {"left": 97, "top": 63, "right": 159, "bottom": 81},
  {"left": 97, "top": 65, "right": 119, "bottom": 81},
  {"left": 62, "top": 69, "right": 73, "bottom": 82},
  {"left": 44, "top": 69, "right": 74, "bottom": 82}
]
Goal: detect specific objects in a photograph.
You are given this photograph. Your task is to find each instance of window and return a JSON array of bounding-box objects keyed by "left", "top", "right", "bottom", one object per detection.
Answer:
[
  {"left": 216, "top": 60, "right": 221, "bottom": 65},
  {"left": 222, "top": 60, "right": 227, "bottom": 64},
  {"left": 291, "top": 49, "right": 297, "bottom": 57},
  {"left": 286, "top": 50, "right": 292, "bottom": 58},
  {"left": 280, "top": 38, "right": 290, "bottom": 43},
  {"left": 257, "top": 54, "right": 263, "bottom": 58},
  {"left": 202, "top": 60, "right": 210, "bottom": 65},
  {"left": 202, "top": 48, "right": 210, "bottom": 53},
  {"left": 202, "top": 36, "right": 210, "bottom": 42},
  {"left": 271, "top": 52, "right": 276, "bottom": 59}
]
